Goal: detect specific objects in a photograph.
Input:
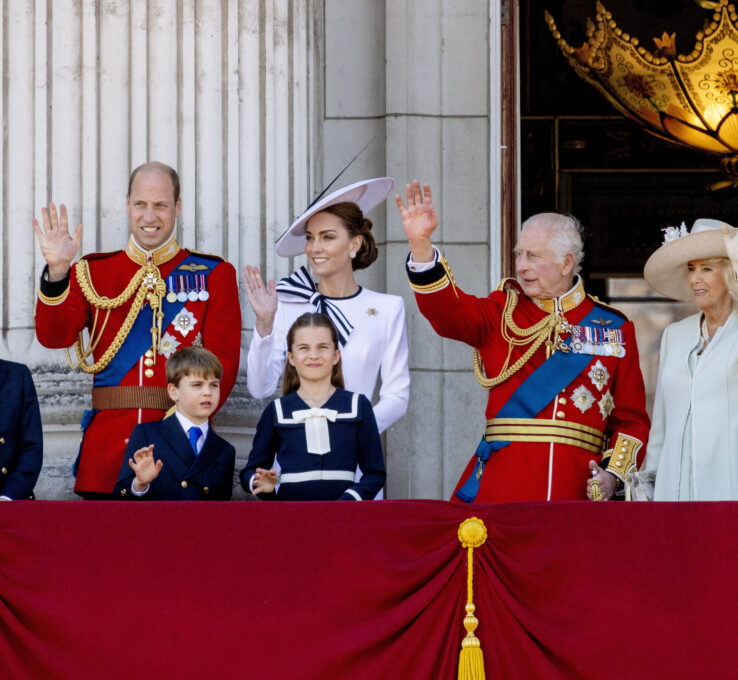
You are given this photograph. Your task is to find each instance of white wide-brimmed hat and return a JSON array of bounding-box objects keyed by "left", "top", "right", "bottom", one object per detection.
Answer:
[
  {"left": 644, "top": 218, "right": 736, "bottom": 302},
  {"left": 275, "top": 177, "right": 395, "bottom": 257}
]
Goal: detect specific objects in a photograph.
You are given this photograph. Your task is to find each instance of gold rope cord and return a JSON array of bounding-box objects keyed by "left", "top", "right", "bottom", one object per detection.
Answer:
[
  {"left": 66, "top": 260, "right": 164, "bottom": 374},
  {"left": 76, "top": 259, "right": 146, "bottom": 309},
  {"left": 457, "top": 517, "right": 488, "bottom": 680},
  {"left": 473, "top": 288, "right": 559, "bottom": 389}
]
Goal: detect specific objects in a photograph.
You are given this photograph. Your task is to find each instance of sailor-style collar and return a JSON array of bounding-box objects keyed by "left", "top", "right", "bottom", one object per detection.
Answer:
[
  {"left": 126, "top": 233, "right": 181, "bottom": 266},
  {"left": 274, "top": 390, "right": 360, "bottom": 424},
  {"left": 273, "top": 389, "right": 361, "bottom": 454},
  {"left": 532, "top": 276, "right": 586, "bottom": 314}
]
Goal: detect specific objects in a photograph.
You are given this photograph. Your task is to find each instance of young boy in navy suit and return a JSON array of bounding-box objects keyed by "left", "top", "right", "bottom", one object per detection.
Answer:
[{"left": 114, "top": 347, "right": 235, "bottom": 500}]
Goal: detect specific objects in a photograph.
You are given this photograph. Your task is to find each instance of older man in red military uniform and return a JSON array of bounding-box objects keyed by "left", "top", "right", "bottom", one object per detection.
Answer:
[
  {"left": 33, "top": 162, "right": 241, "bottom": 498},
  {"left": 396, "top": 180, "right": 650, "bottom": 502}
]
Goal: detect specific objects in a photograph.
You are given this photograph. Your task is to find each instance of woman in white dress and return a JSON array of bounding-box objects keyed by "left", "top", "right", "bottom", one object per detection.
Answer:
[
  {"left": 642, "top": 218, "right": 738, "bottom": 500},
  {"left": 243, "top": 178, "right": 409, "bottom": 436}
]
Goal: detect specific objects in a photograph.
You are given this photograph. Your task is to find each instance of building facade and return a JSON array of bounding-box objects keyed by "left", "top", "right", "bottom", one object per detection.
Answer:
[{"left": 0, "top": 0, "right": 507, "bottom": 499}]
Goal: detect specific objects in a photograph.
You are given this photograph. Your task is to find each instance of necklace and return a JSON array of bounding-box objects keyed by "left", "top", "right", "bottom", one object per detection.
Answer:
[{"left": 698, "top": 315, "right": 711, "bottom": 355}]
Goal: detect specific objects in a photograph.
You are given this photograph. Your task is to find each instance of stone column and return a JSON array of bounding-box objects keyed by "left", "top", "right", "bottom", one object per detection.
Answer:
[{"left": 0, "top": 0, "right": 320, "bottom": 498}]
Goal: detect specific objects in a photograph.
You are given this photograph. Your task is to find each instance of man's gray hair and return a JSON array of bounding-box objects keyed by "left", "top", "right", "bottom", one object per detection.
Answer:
[{"left": 521, "top": 213, "right": 585, "bottom": 275}]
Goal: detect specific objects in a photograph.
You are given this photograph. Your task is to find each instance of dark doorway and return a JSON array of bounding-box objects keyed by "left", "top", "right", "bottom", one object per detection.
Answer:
[
  {"left": 520, "top": 0, "right": 736, "bottom": 293},
  {"left": 518, "top": 0, "right": 733, "bottom": 408}
]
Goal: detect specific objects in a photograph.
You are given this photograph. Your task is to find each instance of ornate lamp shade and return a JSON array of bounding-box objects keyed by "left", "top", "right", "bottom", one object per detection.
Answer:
[{"left": 545, "top": 0, "right": 738, "bottom": 179}]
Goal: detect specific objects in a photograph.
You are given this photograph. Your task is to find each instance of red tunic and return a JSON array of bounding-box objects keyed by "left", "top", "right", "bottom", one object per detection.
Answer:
[
  {"left": 408, "top": 260, "right": 650, "bottom": 502},
  {"left": 35, "top": 240, "right": 241, "bottom": 495}
]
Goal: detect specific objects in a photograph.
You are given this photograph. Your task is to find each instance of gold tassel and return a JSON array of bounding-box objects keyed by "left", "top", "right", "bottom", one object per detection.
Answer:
[{"left": 457, "top": 517, "right": 488, "bottom": 680}]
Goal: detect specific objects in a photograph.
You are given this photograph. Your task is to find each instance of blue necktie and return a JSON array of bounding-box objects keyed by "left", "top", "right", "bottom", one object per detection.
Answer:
[{"left": 188, "top": 426, "right": 202, "bottom": 455}]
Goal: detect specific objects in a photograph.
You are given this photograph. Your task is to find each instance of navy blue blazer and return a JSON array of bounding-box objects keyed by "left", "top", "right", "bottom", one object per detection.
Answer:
[
  {"left": 113, "top": 415, "right": 235, "bottom": 500},
  {"left": 0, "top": 360, "right": 43, "bottom": 500}
]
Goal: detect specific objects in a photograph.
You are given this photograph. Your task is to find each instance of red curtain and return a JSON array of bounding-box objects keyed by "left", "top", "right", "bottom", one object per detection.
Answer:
[{"left": 1, "top": 500, "right": 736, "bottom": 679}]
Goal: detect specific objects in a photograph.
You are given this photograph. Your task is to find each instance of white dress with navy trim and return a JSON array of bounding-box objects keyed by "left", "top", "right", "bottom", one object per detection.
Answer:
[{"left": 241, "top": 389, "right": 386, "bottom": 501}]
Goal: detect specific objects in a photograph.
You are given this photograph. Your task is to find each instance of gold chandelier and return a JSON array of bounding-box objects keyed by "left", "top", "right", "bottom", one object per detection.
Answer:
[{"left": 545, "top": 0, "right": 738, "bottom": 180}]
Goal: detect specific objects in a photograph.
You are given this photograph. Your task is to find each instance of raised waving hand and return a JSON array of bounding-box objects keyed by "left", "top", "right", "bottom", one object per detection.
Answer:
[
  {"left": 243, "top": 265, "right": 279, "bottom": 338},
  {"left": 32, "top": 203, "right": 83, "bottom": 281},
  {"left": 394, "top": 180, "right": 438, "bottom": 263}
]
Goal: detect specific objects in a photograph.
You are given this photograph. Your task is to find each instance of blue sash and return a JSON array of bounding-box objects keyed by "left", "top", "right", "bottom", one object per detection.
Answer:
[
  {"left": 94, "top": 254, "right": 217, "bottom": 387},
  {"left": 456, "top": 304, "right": 624, "bottom": 502}
]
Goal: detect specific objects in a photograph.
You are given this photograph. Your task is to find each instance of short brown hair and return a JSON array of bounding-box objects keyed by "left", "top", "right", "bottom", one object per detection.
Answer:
[
  {"left": 282, "top": 313, "right": 345, "bottom": 395},
  {"left": 128, "top": 161, "right": 181, "bottom": 202},
  {"left": 321, "top": 202, "right": 378, "bottom": 270},
  {"left": 166, "top": 346, "right": 223, "bottom": 387}
]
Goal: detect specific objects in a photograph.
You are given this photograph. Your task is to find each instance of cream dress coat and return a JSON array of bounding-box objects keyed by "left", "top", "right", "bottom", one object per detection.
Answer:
[{"left": 644, "top": 309, "right": 738, "bottom": 500}]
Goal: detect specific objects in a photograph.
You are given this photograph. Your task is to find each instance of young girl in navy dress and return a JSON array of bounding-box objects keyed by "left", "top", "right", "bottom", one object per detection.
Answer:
[{"left": 240, "top": 312, "right": 386, "bottom": 500}]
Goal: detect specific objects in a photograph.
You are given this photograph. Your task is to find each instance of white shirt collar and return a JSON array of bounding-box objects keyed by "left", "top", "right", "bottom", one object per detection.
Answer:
[{"left": 174, "top": 411, "right": 210, "bottom": 440}]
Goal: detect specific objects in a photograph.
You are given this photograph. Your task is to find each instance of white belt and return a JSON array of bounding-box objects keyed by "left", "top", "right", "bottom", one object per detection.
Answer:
[{"left": 279, "top": 470, "right": 356, "bottom": 484}]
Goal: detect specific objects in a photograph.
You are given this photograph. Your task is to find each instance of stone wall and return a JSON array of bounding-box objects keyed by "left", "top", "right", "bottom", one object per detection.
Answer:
[{"left": 1, "top": 1, "right": 503, "bottom": 500}]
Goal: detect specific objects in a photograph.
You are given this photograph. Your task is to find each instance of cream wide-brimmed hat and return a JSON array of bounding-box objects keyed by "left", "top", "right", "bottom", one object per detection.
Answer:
[
  {"left": 275, "top": 177, "right": 395, "bottom": 257},
  {"left": 644, "top": 218, "right": 737, "bottom": 302}
]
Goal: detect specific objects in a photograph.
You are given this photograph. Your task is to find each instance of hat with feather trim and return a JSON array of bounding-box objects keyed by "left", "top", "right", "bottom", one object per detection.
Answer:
[
  {"left": 275, "top": 177, "right": 395, "bottom": 257},
  {"left": 644, "top": 218, "right": 737, "bottom": 302}
]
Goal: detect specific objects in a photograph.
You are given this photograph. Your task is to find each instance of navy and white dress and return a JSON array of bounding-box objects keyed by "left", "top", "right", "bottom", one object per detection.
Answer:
[{"left": 240, "top": 388, "right": 386, "bottom": 501}]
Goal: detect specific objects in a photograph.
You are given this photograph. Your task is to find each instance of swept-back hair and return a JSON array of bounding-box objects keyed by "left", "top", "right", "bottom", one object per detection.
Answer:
[
  {"left": 521, "top": 212, "right": 584, "bottom": 275},
  {"left": 283, "top": 313, "right": 345, "bottom": 395}
]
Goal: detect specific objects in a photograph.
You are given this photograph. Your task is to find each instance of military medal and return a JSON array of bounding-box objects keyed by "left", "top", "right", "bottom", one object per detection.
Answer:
[
  {"left": 197, "top": 274, "right": 209, "bottom": 301},
  {"left": 166, "top": 275, "right": 177, "bottom": 303},
  {"left": 187, "top": 276, "right": 198, "bottom": 302},
  {"left": 177, "top": 275, "right": 188, "bottom": 303}
]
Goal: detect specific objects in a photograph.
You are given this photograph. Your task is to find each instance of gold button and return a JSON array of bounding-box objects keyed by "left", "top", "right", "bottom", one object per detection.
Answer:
[
  {"left": 1, "top": 467, "right": 7, "bottom": 475},
  {"left": 0, "top": 437, "right": 5, "bottom": 444},
  {"left": 621, "top": 447, "right": 628, "bottom": 452},
  {"left": 615, "top": 461, "right": 623, "bottom": 467},
  {"left": 120, "top": 489, "right": 127, "bottom": 496},
  {"left": 144, "top": 358, "right": 154, "bottom": 367},
  {"left": 145, "top": 349, "right": 154, "bottom": 358},
  {"left": 203, "top": 487, "right": 209, "bottom": 494},
  {"left": 144, "top": 369, "right": 154, "bottom": 378},
  {"left": 618, "top": 453, "right": 625, "bottom": 459},
  {"left": 181, "top": 481, "right": 188, "bottom": 488},
  {"left": 623, "top": 439, "right": 630, "bottom": 445},
  {"left": 556, "top": 411, "right": 565, "bottom": 419},
  {"left": 558, "top": 397, "right": 567, "bottom": 405}
]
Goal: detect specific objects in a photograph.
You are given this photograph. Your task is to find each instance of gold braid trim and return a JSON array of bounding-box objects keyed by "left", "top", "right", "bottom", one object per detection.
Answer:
[
  {"left": 439, "top": 255, "right": 458, "bottom": 298},
  {"left": 38, "top": 285, "right": 70, "bottom": 306},
  {"left": 473, "top": 288, "right": 561, "bottom": 389},
  {"left": 66, "top": 260, "right": 164, "bottom": 374},
  {"left": 75, "top": 259, "right": 146, "bottom": 309}
]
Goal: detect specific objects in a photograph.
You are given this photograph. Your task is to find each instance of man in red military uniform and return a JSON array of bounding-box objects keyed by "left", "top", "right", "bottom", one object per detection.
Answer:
[
  {"left": 396, "top": 180, "right": 649, "bottom": 502},
  {"left": 33, "top": 162, "right": 241, "bottom": 498}
]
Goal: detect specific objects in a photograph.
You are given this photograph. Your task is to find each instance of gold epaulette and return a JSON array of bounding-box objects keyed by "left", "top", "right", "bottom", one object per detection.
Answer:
[
  {"left": 38, "top": 285, "right": 70, "bottom": 306},
  {"left": 494, "top": 277, "right": 518, "bottom": 293},
  {"left": 604, "top": 434, "right": 643, "bottom": 482},
  {"left": 184, "top": 248, "right": 224, "bottom": 262},
  {"left": 587, "top": 294, "right": 629, "bottom": 322}
]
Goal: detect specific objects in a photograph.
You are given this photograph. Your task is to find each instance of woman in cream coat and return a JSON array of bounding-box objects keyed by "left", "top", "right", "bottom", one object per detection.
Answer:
[{"left": 643, "top": 218, "right": 738, "bottom": 500}]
